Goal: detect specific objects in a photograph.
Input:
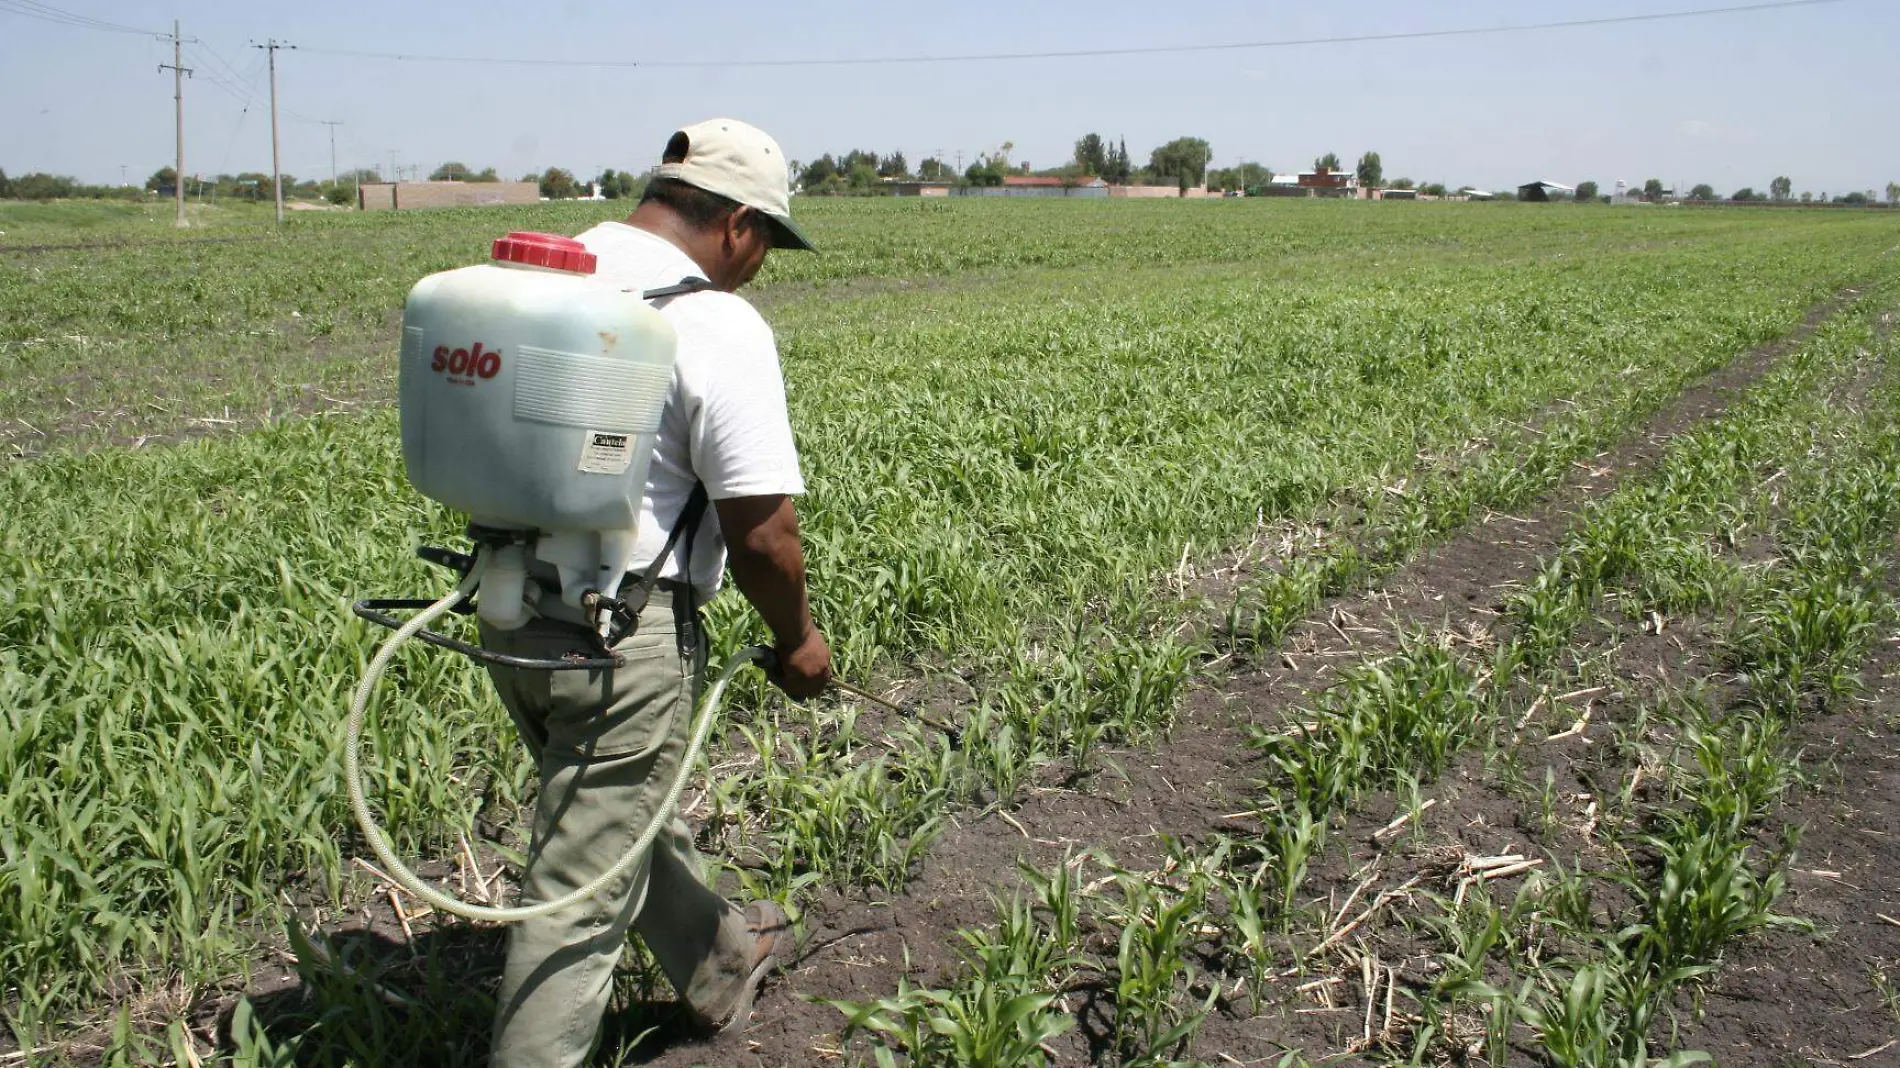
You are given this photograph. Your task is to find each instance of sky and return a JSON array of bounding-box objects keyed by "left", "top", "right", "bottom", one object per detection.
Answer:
[{"left": 2, "top": 0, "right": 1897, "bottom": 197}]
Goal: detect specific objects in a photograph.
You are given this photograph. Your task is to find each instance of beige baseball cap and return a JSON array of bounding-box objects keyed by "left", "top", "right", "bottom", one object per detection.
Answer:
[{"left": 655, "top": 118, "right": 815, "bottom": 252}]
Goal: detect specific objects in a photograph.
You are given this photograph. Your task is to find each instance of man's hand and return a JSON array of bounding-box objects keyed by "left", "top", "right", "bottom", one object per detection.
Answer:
[
  {"left": 772, "top": 629, "right": 832, "bottom": 699},
  {"left": 715, "top": 493, "right": 832, "bottom": 699}
]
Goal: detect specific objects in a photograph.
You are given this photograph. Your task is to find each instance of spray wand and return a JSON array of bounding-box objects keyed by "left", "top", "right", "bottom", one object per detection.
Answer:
[{"left": 755, "top": 645, "right": 962, "bottom": 746}]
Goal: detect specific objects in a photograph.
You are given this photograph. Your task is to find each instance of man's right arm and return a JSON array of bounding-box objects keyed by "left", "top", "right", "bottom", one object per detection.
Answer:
[{"left": 715, "top": 493, "right": 831, "bottom": 697}]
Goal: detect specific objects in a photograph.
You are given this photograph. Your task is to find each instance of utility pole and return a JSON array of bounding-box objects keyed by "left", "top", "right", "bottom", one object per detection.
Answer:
[
  {"left": 321, "top": 120, "right": 342, "bottom": 186},
  {"left": 159, "top": 20, "right": 192, "bottom": 227},
  {"left": 254, "top": 38, "right": 294, "bottom": 224}
]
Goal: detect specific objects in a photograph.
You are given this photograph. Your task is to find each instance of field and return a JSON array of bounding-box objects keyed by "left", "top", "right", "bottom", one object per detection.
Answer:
[{"left": 2, "top": 197, "right": 1898, "bottom": 1067}]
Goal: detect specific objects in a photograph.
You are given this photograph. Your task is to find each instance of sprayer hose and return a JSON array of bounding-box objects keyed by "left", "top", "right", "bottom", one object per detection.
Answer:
[{"left": 344, "top": 559, "right": 765, "bottom": 923}]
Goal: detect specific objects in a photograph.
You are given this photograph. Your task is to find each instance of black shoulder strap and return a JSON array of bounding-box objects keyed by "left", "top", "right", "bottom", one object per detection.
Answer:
[
  {"left": 624, "top": 481, "right": 708, "bottom": 612},
  {"left": 641, "top": 276, "right": 716, "bottom": 302},
  {"left": 614, "top": 278, "right": 717, "bottom": 620}
]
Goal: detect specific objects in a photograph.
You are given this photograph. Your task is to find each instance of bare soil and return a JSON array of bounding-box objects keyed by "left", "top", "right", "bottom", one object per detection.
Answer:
[
  {"left": 606, "top": 289, "right": 1877, "bottom": 1065},
  {"left": 165, "top": 286, "right": 1890, "bottom": 1067},
  {"left": 1666, "top": 637, "right": 1900, "bottom": 1065}
]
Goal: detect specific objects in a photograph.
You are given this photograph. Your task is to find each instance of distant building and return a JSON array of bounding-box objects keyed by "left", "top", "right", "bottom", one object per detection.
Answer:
[
  {"left": 1108, "top": 181, "right": 1212, "bottom": 199},
  {"left": 1301, "top": 167, "right": 1358, "bottom": 197},
  {"left": 1380, "top": 188, "right": 1419, "bottom": 200},
  {"left": 1255, "top": 167, "right": 1358, "bottom": 198},
  {"left": 889, "top": 180, "right": 954, "bottom": 197},
  {"left": 358, "top": 180, "right": 540, "bottom": 211},
  {"left": 954, "top": 175, "right": 1110, "bottom": 198},
  {"left": 1517, "top": 180, "right": 1576, "bottom": 202}
]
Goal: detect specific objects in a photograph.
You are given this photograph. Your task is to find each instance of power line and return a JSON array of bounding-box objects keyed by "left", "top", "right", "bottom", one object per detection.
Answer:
[
  {"left": 188, "top": 42, "right": 266, "bottom": 99},
  {"left": 186, "top": 44, "right": 268, "bottom": 110},
  {"left": 0, "top": 0, "right": 163, "bottom": 36},
  {"left": 215, "top": 96, "right": 254, "bottom": 177},
  {"left": 291, "top": 0, "right": 1844, "bottom": 70},
  {"left": 191, "top": 40, "right": 322, "bottom": 122}
]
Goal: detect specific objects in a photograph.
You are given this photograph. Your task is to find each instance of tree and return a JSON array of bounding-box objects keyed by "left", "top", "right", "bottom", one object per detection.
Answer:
[
  {"left": 1149, "top": 136, "right": 1213, "bottom": 193},
  {"left": 1643, "top": 178, "right": 1665, "bottom": 202},
  {"left": 0, "top": 168, "right": 11, "bottom": 198},
  {"left": 1575, "top": 180, "right": 1600, "bottom": 201},
  {"left": 472, "top": 167, "right": 499, "bottom": 183},
  {"left": 539, "top": 167, "right": 578, "bottom": 199},
  {"left": 1687, "top": 183, "right": 1716, "bottom": 202},
  {"left": 1420, "top": 182, "right": 1448, "bottom": 197},
  {"left": 1886, "top": 182, "right": 1899, "bottom": 205},
  {"left": 1314, "top": 152, "right": 1342, "bottom": 172},
  {"left": 144, "top": 166, "right": 177, "bottom": 192},
  {"left": 964, "top": 155, "right": 1006, "bottom": 187},
  {"left": 9, "top": 172, "right": 77, "bottom": 199},
  {"left": 1801, "top": 191, "right": 1814, "bottom": 204},
  {"left": 918, "top": 157, "right": 951, "bottom": 181},
  {"left": 596, "top": 168, "right": 624, "bottom": 199},
  {"left": 837, "top": 149, "right": 878, "bottom": 175},
  {"left": 430, "top": 161, "right": 473, "bottom": 181},
  {"left": 799, "top": 155, "right": 839, "bottom": 188},
  {"left": 1731, "top": 187, "right": 1761, "bottom": 202},
  {"left": 1073, "top": 133, "right": 1109, "bottom": 176},
  {"left": 325, "top": 185, "right": 353, "bottom": 206},
  {"left": 877, "top": 151, "right": 908, "bottom": 179},
  {"left": 1355, "top": 151, "right": 1383, "bottom": 190},
  {"left": 1106, "top": 138, "right": 1132, "bottom": 184},
  {"left": 1388, "top": 177, "right": 1415, "bottom": 190},
  {"left": 1836, "top": 191, "right": 1870, "bottom": 205},
  {"left": 1769, "top": 175, "right": 1792, "bottom": 201},
  {"left": 228, "top": 171, "right": 273, "bottom": 200},
  {"left": 1208, "top": 161, "right": 1271, "bottom": 193}
]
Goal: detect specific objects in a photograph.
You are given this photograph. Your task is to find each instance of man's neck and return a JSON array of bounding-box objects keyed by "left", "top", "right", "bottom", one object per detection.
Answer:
[{"left": 623, "top": 204, "right": 717, "bottom": 280}]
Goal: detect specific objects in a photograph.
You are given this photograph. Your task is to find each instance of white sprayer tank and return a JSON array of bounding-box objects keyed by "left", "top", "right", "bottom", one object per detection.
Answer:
[{"left": 399, "top": 231, "right": 679, "bottom": 631}]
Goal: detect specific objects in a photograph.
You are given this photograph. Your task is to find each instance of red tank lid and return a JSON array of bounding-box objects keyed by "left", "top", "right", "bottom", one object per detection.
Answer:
[{"left": 491, "top": 231, "right": 597, "bottom": 274}]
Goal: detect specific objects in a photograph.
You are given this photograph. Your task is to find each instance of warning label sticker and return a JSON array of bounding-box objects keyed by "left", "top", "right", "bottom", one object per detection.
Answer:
[{"left": 578, "top": 431, "right": 634, "bottom": 475}]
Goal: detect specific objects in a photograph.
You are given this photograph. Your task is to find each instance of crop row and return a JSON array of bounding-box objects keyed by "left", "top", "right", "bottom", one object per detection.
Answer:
[
  {"left": 9, "top": 200, "right": 1887, "bottom": 345},
  {"left": 809, "top": 289, "right": 1899, "bottom": 1066},
  {"left": 2, "top": 212, "right": 1895, "bottom": 1057},
  {"left": 7, "top": 203, "right": 1898, "bottom": 456}
]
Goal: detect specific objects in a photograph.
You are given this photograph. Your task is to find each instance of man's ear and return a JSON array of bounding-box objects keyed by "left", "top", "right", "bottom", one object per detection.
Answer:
[{"left": 726, "top": 206, "right": 756, "bottom": 246}]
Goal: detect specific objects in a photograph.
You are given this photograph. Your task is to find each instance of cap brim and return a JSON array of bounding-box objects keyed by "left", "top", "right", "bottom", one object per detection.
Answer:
[{"left": 762, "top": 212, "right": 816, "bottom": 252}]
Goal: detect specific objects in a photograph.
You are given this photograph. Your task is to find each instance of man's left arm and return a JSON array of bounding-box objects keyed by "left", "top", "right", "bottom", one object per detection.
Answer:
[{"left": 715, "top": 494, "right": 830, "bottom": 697}]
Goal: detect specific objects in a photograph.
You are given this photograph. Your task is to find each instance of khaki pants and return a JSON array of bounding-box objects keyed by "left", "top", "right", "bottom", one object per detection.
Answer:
[{"left": 479, "top": 590, "right": 754, "bottom": 1068}]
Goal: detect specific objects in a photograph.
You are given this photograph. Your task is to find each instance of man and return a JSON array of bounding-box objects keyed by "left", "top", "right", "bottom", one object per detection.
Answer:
[{"left": 477, "top": 118, "right": 832, "bottom": 1067}]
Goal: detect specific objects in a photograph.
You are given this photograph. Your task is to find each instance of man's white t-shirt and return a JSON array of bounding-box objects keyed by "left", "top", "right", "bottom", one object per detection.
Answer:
[{"left": 573, "top": 221, "right": 805, "bottom": 600}]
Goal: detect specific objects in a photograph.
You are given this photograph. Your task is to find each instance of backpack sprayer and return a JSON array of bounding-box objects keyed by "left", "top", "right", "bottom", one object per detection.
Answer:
[
  {"left": 346, "top": 231, "right": 768, "bottom": 924},
  {"left": 347, "top": 232, "right": 952, "bottom": 925}
]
